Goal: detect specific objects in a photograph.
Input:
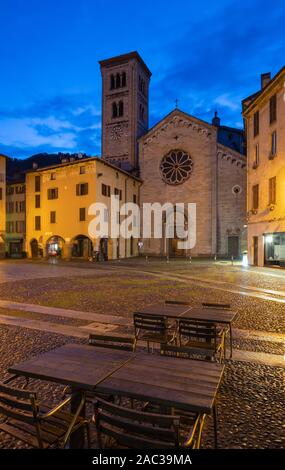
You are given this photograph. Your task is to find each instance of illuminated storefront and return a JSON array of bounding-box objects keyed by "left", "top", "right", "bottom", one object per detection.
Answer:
[{"left": 264, "top": 232, "right": 285, "bottom": 266}]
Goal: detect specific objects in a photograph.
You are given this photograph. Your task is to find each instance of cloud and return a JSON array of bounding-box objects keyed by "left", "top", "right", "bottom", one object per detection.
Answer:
[
  {"left": 149, "top": 0, "right": 285, "bottom": 128},
  {"left": 0, "top": 94, "right": 101, "bottom": 157}
]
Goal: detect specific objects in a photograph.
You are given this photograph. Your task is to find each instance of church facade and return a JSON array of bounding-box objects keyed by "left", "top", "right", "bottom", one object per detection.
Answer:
[{"left": 139, "top": 110, "right": 246, "bottom": 257}]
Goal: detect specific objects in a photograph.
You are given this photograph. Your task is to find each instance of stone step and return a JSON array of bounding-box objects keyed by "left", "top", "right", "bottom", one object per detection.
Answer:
[{"left": 0, "top": 299, "right": 131, "bottom": 326}]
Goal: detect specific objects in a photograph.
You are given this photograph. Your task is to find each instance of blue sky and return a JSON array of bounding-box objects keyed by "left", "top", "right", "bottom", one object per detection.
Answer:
[{"left": 0, "top": 0, "right": 284, "bottom": 158}]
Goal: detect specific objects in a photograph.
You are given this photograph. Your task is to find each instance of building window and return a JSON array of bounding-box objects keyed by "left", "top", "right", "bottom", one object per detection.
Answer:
[
  {"left": 133, "top": 194, "right": 137, "bottom": 204},
  {"left": 102, "top": 183, "right": 111, "bottom": 197},
  {"left": 252, "top": 184, "right": 259, "bottom": 210},
  {"left": 76, "top": 183, "right": 88, "bottom": 196},
  {"left": 35, "top": 194, "right": 40, "bottom": 208},
  {"left": 253, "top": 111, "right": 259, "bottom": 137},
  {"left": 253, "top": 143, "right": 259, "bottom": 168},
  {"left": 270, "top": 131, "right": 277, "bottom": 157},
  {"left": 112, "top": 102, "right": 118, "bottom": 118},
  {"left": 35, "top": 175, "right": 41, "bottom": 192},
  {"left": 116, "top": 73, "right": 121, "bottom": 88},
  {"left": 6, "top": 221, "right": 14, "bottom": 233},
  {"left": 15, "top": 185, "right": 25, "bottom": 194},
  {"left": 50, "top": 211, "right": 56, "bottom": 224},
  {"left": 47, "top": 188, "right": 59, "bottom": 199},
  {"left": 19, "top": 201, "right": 25, "bottom": 212},
  {"left": 122, "top": 71, "right": 126, "bottom": 87},
  {"left": 110, "top": 74, "right": 115, "bottom": 90},
  {"left": 118, "top": 101, "right": 124, "bottom": 117},
  {"left": 0, "top": 187, "right": 2, "bottom": 200},
  {"left": 269, "top": 94, "right": 277, "bottom": 124},
  {"left": 79, "top": 166, "right": 86, "bottom": 175},
  {"left": 111, "top": 72, "right": 126, "bottom": 90},
  {"left": 139, "top": 76, "right": 146, "bottom": 95},
  {"left": 6, "top": 202, "right": 14, "bottom": 213},
  {"left": 6, "top": 186, "right": 14, "bottom": 195},
  {"left": 114, "top": 188, "right": 122, "bottom": 200},
  {"left": 15, "top": 221, "right": 24, "bottom": 233},
  {"left": 139, "top": 104, "right": 145, "bottom": 121},
  {"left": 35, "top": 216, "right": 41, "bottom": 231},
  {"left": 50, "top": 172, "right": 56, "bottom": 180},
  {"left": 269, "top": 177, "right": 276, "bottom": 205},
  {"left": 79, "top": 207, "right": 86, "bottom": 221}
]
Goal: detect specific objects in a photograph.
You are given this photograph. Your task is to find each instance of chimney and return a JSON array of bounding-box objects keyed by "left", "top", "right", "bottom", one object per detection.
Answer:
[
  {"left": 261, "top": 72, "right": 271, "bottom": 89},
  {"left": 32, "top": 162, "right": 38, "bottom": 169},
  {"left": 212, "top": 111, "right": 221, "bottom": 127}
]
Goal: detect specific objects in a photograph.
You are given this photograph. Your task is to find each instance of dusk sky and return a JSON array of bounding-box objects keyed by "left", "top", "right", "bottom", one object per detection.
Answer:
[{"left": 0, "top": 0, "right": 284, "bottom": 158}]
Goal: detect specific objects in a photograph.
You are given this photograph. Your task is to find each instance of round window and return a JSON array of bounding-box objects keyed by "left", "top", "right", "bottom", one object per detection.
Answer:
[
  {"left": 232, "top": 185, "right": 242, "bottom": 195},
  {"left": 160, "top": 150, "right": 193, "bottom": 185}
]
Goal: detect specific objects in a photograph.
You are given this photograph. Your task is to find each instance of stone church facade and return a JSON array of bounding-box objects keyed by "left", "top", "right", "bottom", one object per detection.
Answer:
[
  {"left": 139, "top": 110, "right": 246, "bottom": 257},
  {"left": 100, "top": 51, "right": 247, "bottom": 258}
]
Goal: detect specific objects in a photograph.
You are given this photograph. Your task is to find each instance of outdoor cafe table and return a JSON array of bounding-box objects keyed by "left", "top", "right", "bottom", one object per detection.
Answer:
[
  {"left": 135, "top": 303, "right": 237, "bottom": 357},
  {"left": 9, "top": 343, "right": 224, "bottom": 448},
  {"left": 9, "top": 343, "right": 134, "bottom": 448}
]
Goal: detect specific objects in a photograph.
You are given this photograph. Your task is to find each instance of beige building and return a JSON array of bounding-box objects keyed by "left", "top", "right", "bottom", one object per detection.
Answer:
[
  {"left": 25, "top": 157, "right": 140, "bottom": 260},
  {"left": 139, "top": 110, "right": 247, "bottom": 257},
  {"left": 6, "top": 181, "right": 26, "bottom": 257},
  {"left": 243, "top": 68, "right": 285, "bottom": 266},
  {"left": 0, "top": 155, "right": 6, "bottom": 257}
]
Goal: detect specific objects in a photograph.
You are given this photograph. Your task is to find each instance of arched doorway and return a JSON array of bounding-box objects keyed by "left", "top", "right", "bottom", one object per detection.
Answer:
[
  {"left": 72, "top": 235, "right": 93, "bottom": 258},
  {"left": 46, "top": 236, "right": 65, "bottom": 257},
  {"left": 163, "top": 207, "right": 188, "bottom": 257},
  {"left": 30, "top": 239, "right": 39, "bottom": 258}
]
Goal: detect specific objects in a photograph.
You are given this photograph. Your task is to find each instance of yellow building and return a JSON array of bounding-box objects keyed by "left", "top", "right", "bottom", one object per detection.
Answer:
[
  {"left": 0, "top": 154, "right": 7, "bottom": 258},
  {"left": 243, "top": 68, "right": 285, "bottom": 266},
  {"left": 25, "top": 156, "right": 141, "bottom": 260}
]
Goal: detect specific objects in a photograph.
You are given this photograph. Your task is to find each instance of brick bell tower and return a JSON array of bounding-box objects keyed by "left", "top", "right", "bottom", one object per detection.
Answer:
[{"left": 99, "top": 51, "right": 151, "bottom": 173}]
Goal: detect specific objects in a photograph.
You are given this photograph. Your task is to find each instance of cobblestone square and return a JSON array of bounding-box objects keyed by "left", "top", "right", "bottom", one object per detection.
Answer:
[{"left": 0, "top": 259, "right": 284, "bottom": 449}]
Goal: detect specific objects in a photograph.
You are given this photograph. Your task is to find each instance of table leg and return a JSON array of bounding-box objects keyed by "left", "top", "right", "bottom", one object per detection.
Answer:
[
  {"left": 213, "top": 403, "right": 218, "bottom": 449},
  {"left": 69, "top": 388, "right": 86, "bottom": 449},
  {"left": 229, "top": 323, "right": 233, "bottom": 358}
]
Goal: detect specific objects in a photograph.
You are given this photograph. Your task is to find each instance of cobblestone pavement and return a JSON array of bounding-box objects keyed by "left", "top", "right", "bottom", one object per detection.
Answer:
[{"left": 0, "top": 259, "right": 284, "bottom": 448}]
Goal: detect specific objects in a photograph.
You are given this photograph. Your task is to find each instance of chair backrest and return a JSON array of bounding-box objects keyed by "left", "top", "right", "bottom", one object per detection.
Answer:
[
  {"left": 133, "top": 313, "right": 167, "bottom": 335},
  {"left": 0, "top": 382, "right": 39, "bottom": 425},
  {"left": 202, "top": 302, "right": 231, "bottom": 310},
  {"left": 160, "top": 343, "right": 194, "bottom": 360},
  {"left": 165, "top": 300, "right": 191, "bottom": 306},
  {"left": 88, "top": 334, "right": 134, "bottom": 351},
  {"left": 94, "top": 397, "right": 180, "bottom": 449},
  {"left": 179, "top": 319, "right": 217, "bottom": 345}
]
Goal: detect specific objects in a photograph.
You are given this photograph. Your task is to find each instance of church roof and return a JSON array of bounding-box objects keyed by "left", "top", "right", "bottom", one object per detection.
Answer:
[
  {"left": 139, "top": 108, "right": 214, "bottom": 142},
  {"left": 99, "top": 51, "right": 152, "bottom": 77}
]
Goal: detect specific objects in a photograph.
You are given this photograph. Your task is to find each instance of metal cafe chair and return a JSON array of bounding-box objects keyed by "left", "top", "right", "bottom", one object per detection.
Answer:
[
  {"left": 133, "top": 313, "right": 175, "bottom": 352},
  {"left": 93, "top": 397, "right": 206, "bottom": 449},
  {"left": 0, "top": 381, "right": 90, "bottom": 448}
]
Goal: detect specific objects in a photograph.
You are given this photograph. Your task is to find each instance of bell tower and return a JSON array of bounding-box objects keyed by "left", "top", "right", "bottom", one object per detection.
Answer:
[{"left": 99, "top": 51, "right": 151, "bottom": 173}]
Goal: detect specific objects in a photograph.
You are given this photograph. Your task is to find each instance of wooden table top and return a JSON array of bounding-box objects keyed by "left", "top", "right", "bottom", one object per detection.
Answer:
[
  {"left": 134, "top": 302, "right": 192, "bottom": 318},
  {"left": 97, "top": 354, "right": 224, "bottom": 414},
  {"left": 134, "top": 303, "right": 237, "bottom": 324},
  {"left": 9, "top": 344, "right": 224, "bottom": 415},
  {"left": 182, "top": 307, "right": 237, "bottom": 324},
  {"left": 9, "top": 343, "right": 133, "bottom": 391}
]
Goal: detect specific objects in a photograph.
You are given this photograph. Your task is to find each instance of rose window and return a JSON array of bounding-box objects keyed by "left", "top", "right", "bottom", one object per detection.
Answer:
[{"left": 160, "top": 150, "right": 193, "bottom": 185}]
